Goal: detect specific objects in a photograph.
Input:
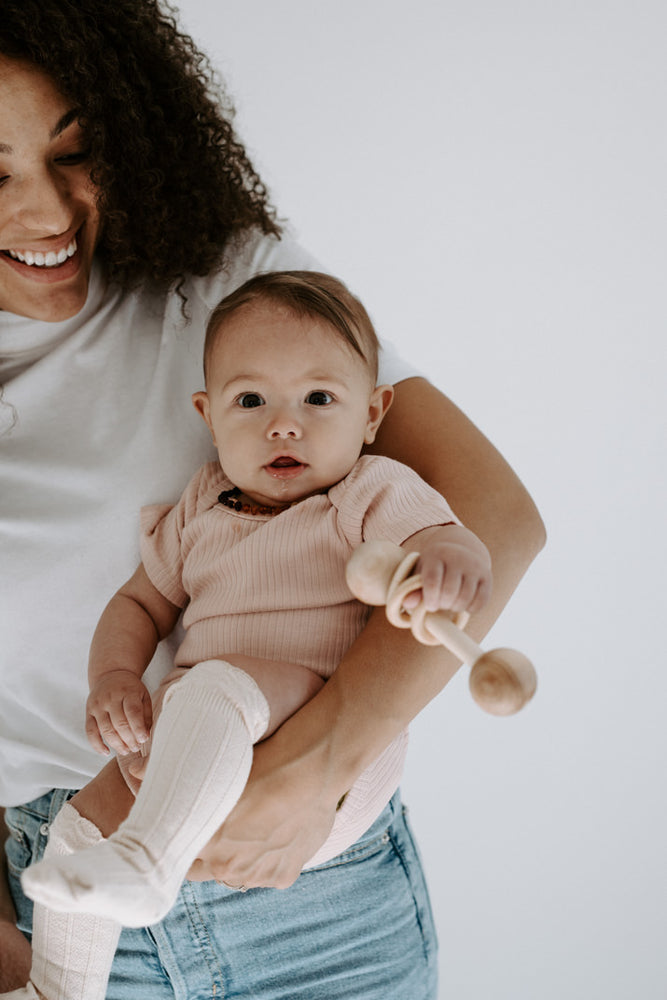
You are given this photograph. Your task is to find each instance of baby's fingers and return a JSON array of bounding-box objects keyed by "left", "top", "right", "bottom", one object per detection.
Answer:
[
  {"left": 419, "top": 560, "right": 446, "bottom": 613},
  {"left": 107, "top": 697, "right": 151, "bottom": 754},
  {"left": 87, "top": 710, "right": 135, "bottom": 756},
  {"left": 120, "top": 691, "right": 152, "bottom": 748},
  {"left": 85, "top": 715, "right": 110, "bottom": 756}
]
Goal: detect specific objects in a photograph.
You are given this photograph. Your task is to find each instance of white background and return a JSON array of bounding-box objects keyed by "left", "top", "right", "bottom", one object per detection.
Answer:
[{"left": 175, "top": 3, "right": 665, "bottom": 997}]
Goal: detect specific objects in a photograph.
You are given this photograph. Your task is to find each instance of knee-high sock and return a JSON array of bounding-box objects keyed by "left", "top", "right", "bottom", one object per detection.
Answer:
[
  {"left": 25, "top": 803, "right": 120, "bottom": 1000},
  {"left": 22, "top": 661, "right": 270, "bottom": 926}
]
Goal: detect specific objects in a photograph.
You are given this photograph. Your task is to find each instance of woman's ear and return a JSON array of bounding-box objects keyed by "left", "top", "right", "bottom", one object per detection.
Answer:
[
  {"left": 192, "top": 391, "right": 216, "bottom": 445},
  {"left": 364, "top": 384, "right": 394, "bottom": 445}
]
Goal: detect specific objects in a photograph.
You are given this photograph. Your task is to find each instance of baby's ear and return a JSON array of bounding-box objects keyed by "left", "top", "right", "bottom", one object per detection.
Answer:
[
  {"left": 192, "top": 391, "right": 216, "bottom": 444},
  {"left": 364, "top": 384, "right": 394, "bottom": 444}
]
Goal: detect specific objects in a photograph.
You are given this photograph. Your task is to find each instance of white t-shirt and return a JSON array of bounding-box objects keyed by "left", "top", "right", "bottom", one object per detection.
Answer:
[{"left": 0, "top": 229, "right": 420, "bottom": 807}]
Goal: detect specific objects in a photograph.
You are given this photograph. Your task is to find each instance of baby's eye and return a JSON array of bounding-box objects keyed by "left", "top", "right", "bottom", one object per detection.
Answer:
[
  {"left": 306, "top": 390, "right": 334, "bottom": 406},
  {"left": 236, "top": 393, "right": 265, "bottom": 409}
]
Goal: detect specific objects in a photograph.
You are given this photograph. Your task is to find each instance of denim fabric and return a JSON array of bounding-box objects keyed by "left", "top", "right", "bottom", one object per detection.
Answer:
[{"left": 5, "top": 790, "right": 438, "bottom": 999}]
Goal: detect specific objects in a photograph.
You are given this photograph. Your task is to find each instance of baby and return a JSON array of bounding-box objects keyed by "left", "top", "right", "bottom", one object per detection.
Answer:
[{"left": 16, "top": 271, "right": 491, "bottom": 1000}]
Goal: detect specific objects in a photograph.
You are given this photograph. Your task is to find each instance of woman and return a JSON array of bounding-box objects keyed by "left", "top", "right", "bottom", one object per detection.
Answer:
[{"left": 0, "top": 1, "right": 545, "bottom": 997}]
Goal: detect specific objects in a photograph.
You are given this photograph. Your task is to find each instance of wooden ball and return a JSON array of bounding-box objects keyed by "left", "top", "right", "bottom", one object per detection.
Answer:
[
  {"left": 468, "top": 648, "right": 537, "bottom": 717},
  {"left": 345, "top": 540, "right": 403, "bottom": 606}
]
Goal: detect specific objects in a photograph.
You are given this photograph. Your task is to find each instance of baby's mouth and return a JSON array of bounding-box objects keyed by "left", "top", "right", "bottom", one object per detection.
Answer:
[{"left": 266, "top": 456, "right": 306, "bottom": 479}]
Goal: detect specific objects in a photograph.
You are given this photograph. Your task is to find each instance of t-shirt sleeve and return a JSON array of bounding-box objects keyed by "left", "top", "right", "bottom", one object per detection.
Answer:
[
  {"left": 330, "top": 455, "right": 460, "bottom": 551},
  {"left": 376, "top": 336, "right": 423, "bottom": 386}
]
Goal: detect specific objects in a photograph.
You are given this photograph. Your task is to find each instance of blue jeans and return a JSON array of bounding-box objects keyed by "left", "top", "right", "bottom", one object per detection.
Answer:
[{"left": 5, "top": 790, "right": 438, "bottom": 999}]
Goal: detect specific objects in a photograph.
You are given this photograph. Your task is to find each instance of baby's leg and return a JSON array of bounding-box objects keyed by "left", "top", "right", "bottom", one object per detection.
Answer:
[
  {"left": 22, "top": 661, "right": 272, "bottom": 926},
  {"left": 223, "top": 654, "right": 325, "bottom": 738},
  {"left": 5, "top": 803, "right": 121, "bottom": 1000},
  {"left": 4, "top": 652, "right": 324, "bottom": 1000}
]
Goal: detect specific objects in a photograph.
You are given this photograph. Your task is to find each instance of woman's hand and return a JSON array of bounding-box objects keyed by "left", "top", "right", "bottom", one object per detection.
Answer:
[{"left": 187, "top": 734, "right": 338, "bottom": 889}]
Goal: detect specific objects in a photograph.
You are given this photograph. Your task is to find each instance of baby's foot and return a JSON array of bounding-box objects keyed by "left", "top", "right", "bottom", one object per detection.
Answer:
[{"left": 21, "top": 840, "right": 180, "bottom": 927}]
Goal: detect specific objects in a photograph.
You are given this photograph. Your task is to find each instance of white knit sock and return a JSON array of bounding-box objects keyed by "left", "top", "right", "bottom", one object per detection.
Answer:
[
  {"left": 18, "top": 803, "right": 121, "bottom": 1000},
  {"left": 22, "top": 661, "right": 270, "bottom": 927}
]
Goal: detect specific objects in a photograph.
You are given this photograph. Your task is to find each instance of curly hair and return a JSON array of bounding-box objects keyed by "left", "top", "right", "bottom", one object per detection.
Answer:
[{"left": 1, "top": 0, "right": 282, "bottom": 291}]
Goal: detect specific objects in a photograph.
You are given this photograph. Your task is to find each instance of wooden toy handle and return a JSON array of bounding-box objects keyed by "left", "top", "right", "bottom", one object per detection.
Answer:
[{"left": 346, "top": 540, "right": 537, "bottom": 717}]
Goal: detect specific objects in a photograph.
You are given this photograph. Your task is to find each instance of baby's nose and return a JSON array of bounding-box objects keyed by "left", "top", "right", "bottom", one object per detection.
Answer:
[{"left": 267, "top": 411, "right": 302, "bottom": 439}]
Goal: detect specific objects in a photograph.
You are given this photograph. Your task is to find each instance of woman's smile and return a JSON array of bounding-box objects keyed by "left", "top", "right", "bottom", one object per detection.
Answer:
[{"left": 1, "top": 232, "right": 81, "bottom": 285}]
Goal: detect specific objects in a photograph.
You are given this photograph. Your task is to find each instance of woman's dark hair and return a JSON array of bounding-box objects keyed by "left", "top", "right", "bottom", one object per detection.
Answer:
[{"left": 0, "top": 0, "right": 281, "bottom": 291}]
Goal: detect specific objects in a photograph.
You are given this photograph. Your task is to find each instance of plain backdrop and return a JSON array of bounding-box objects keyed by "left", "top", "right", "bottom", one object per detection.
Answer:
[{"left": 173, "top": 2, "right": 666, "bottom": 997}]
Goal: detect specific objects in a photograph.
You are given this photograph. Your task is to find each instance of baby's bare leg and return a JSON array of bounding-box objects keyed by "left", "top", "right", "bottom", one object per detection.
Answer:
[
  {"left": 222, "top": 656, "right": 325, "bottom": 738},
  {"left": 69, "top": 758, "right": 135, "bottom": 837}
]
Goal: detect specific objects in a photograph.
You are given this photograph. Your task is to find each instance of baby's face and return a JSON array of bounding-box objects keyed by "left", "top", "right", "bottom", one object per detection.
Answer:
[{"left": 193, "top": 300, "right": 391, "bottom": 508}]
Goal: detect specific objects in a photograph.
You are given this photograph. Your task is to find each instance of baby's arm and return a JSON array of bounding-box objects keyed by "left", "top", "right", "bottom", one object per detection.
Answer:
[
  {"left": 403, "top": 523, "right": 493, "bottom": 615},
  {"left": 85, "top": 563, "right": 181, "bottom": 757}
]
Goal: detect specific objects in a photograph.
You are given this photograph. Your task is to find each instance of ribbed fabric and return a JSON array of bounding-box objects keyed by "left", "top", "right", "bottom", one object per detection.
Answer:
[
  {"left": 25, "top": 804, "right": 121, "bottom": 1000},
  {"left": 141, "top": 455, "right": 456, "bottom": 677},
  {"left": 139, "top": 453, "right": 457, "bottom": 865}
]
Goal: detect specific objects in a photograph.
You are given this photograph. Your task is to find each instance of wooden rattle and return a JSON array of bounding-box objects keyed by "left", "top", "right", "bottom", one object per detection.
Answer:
[{"left": 346, "top": 539, "right": 537, "bottom": 717}]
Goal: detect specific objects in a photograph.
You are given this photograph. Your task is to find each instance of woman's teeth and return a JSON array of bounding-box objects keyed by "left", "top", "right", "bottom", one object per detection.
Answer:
[{"left": 6, "top": 238, "right": 77, "bottom": 268}]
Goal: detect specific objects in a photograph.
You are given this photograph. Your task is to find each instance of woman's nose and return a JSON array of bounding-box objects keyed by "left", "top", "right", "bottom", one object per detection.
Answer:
[{"left": 14, "top": 171, "right": 73, "bottom": 235}]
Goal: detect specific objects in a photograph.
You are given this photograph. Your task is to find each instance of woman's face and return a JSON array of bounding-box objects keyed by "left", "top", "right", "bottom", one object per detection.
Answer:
[{"left": 0, "top": 55, "right": 102, "bottom": 321}]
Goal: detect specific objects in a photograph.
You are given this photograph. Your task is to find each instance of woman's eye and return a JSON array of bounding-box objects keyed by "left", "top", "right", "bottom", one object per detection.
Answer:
[
  {"left": 236, "top": 393, "right": 265, "bottom": 409},
  {"left": 56, "top": 150, "right": 91, "bottom": 165},
  {"left": 306, "top": 390, "right": 334, "bottom": 406}
]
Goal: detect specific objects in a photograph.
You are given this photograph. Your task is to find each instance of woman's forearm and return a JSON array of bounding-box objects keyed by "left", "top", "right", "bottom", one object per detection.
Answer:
[
  {"left": 285, "top": 376, "right": 545, "bottom": 776},
  {"left": 327, "top": 375, "right": 545, "bottom": 779}
]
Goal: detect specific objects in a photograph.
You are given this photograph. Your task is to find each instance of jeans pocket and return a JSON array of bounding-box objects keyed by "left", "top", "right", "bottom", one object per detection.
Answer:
[
  {"left": 4, "top": 809, "right": 34, "bottom": 878},
  {"left": 4, "top": 790, "right": 73, "bottom": 938}
]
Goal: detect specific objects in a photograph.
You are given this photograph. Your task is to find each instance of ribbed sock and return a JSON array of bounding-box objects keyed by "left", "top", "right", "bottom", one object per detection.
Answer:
[
  {"left": 18, "top": 803, "right": 121, "bottom": 1000},
  {"left": 22, "top": 661, "right": 269, "bottom": 926}
]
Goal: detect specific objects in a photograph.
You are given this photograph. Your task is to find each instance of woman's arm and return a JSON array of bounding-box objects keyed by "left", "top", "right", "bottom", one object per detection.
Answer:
[
  {"left": 0, "top": 808, "right": 32, "bottom": 990},
  {"left": 189, "top": 377, "right": 545, "bottom": 888}
]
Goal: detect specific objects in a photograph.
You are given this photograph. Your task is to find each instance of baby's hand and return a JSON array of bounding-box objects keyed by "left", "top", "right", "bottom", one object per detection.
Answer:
[
  {"left": 410, "top": 526, "right": 492, "bottom": 615},
  {"left": 85, "top": 671, "right": 153, "bottom": 757}
]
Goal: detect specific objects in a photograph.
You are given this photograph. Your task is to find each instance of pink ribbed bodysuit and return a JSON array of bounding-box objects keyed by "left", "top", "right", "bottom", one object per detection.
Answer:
[{"left": 139, "top": 453, "right": 457, "bottom": 866}]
